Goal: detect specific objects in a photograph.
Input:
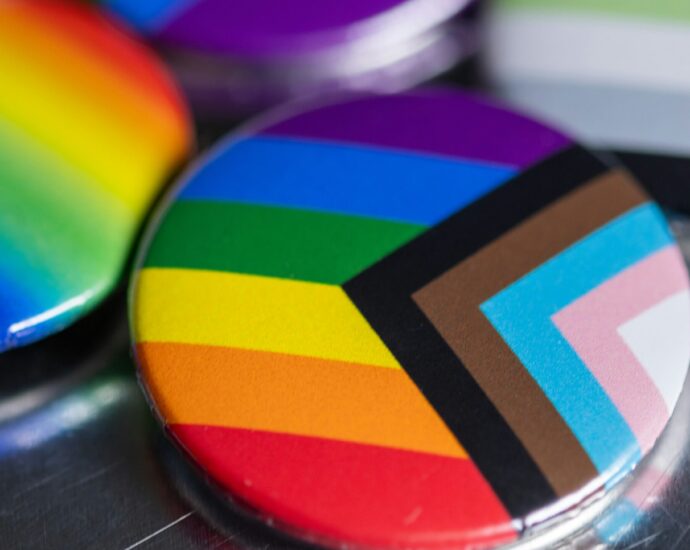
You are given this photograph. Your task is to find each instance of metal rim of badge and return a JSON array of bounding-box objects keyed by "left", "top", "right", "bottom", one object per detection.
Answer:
[
  {"left": 130, "top": 89, "right": 690, "bottom": 549},
  {"left": 166, "top": 23, "right": 472, "bottom": 117}
]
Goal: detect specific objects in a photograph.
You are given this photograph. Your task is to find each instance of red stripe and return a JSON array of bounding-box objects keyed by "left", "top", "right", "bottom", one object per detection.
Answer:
[{"left": 172, "top": 424, "right": 517, "bottom": 549}]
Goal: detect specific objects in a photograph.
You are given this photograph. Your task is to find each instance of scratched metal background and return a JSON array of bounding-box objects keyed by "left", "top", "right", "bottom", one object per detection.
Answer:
[{"left": 3, "top": 50, "right": 690, "bottom": 548}]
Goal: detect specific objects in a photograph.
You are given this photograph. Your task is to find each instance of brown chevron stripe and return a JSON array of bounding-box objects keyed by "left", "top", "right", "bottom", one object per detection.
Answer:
[{"left": 413, "top": 169, "right": 648, "bottom": 495}]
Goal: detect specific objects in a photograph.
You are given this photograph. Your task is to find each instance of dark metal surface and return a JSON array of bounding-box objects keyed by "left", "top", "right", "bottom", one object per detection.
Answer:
[{"left": 0, "top": 292, "right": 312, "bottom": 550}]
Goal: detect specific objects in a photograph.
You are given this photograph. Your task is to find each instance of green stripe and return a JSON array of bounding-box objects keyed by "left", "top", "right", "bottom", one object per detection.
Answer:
[
  {"left": 144, "top": 201, "right": 425, "bottom": 284},
  {"left": 0, "top": 118, "right": 130, "bottom": 296},
  {"left": 499, "top": 0, "right": 690, "bottom": 23}
]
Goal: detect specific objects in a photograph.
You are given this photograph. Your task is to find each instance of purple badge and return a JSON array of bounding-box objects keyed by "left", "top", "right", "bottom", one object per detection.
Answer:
[{"left": 102, "top": 0, "right": 475, "bottom": 115}]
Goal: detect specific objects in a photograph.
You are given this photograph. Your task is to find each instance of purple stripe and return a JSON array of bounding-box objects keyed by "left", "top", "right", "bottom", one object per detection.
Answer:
[
  {"left": 261, "top": 90, "right": 572, "bottom": 168},
  {"left": 158, "top": 0, "right": 408, "bottom": 56}
]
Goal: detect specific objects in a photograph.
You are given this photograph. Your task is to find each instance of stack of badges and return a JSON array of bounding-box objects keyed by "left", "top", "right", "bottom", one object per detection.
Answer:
[
  {"left": 484, "top": 0, "right": 690, "bottom": 209},
  {"left": 131, "top": 90, "right": 690, "bottom": 549},
  {"left": 100, "top": 0, "right": 475, "bottom": 116},
  {"left": 0, "top": 0, "right": 193, "bottom": 352}
]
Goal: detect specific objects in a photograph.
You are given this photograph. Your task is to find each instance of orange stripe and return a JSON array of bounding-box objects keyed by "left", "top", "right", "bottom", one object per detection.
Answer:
[{"left": 138, "top": 342, "right": 467, "bottom": 459}]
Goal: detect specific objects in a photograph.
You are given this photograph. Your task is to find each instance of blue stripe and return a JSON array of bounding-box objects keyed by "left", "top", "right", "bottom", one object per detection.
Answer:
[
  {"left": 178, "top": 137, "right": 516, "bottom": 226},
  {"left": 481, "top": 203, "right": 674, "bottom": 475},
  {"left": 102, "top": 0, "right": 193, "bottom": 31},
  {"left": 0, "top": 271, "right": 36, "bottom": 352}
]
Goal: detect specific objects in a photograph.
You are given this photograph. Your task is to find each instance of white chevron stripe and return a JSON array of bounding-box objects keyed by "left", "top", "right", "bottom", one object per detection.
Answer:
[{"left": 618, "top": 290, "right": 690, "bottom": 412}]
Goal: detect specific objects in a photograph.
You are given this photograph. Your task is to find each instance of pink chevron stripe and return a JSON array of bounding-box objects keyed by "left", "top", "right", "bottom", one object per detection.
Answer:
[{"left": 552, "top": 245, "right": 688, "bottom": 453}]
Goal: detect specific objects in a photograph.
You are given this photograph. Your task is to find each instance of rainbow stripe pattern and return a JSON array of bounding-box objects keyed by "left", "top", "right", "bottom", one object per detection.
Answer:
[
  {"left": 132, "top": 91, "right": 690, "bottom": 548},
  {"left": 0, "top": 0, "right": 192, "bottom": 351},
  {"left": 488, "top": 0, "right": 690, "bottom": 155}
]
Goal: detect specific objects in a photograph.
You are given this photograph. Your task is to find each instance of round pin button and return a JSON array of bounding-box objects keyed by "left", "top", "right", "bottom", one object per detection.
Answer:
[
  {"left": 102, "top": 0, "right": 469, "bottom": 59},
  {"left": 131, "top": 90, "right": 690, "bottom": 549},
  {"left": 486, "top": 0, "right": 690, "bottom": 156},
  {"left": 100, "top": 0, "right": 474, "bottom": 116},
  {"left": 0, "top": 0, "right": 193, "bottom": 351}
]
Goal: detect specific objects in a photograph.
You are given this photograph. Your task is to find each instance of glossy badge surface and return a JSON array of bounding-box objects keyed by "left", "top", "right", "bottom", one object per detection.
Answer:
[
  {"left": 0, "top": 0, "right": 192, "bottom": 351},
  {"left": 131, "top": 90, "right": 690, "bottom": 549},
  {"left": 102, "top": 0, "right": 469, "bottom": 59},
  {"left": 486, "top": 0, "right": 690, "bottom": 156}
]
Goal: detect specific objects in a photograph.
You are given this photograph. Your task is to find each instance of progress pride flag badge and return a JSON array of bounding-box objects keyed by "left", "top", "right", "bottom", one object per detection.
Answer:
[{"left": 131, "top": 90, "right": 690, "bottom": 549}]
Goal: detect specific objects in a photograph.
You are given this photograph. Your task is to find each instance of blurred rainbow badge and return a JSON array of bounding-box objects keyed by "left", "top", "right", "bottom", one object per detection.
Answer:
[
  {"left": 132, "top": 91, "right": 690, "bottom": 548},
  {"left": 100, "top": 0, "right": 474, "bottom": 115},
  {"left": 0, "top": 0, "right": 192, "bottom": 351},
  {"left": 487, "top": 0, "right": 690, "bottom": 157}
]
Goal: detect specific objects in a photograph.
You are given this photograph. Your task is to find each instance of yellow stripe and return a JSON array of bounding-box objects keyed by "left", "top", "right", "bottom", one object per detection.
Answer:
[
  {"left": 134, "top": 268, "right": 401, "bottom": 369},
  {"left": 0, "top": 14, "right": 186, "bottom": 215}
]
